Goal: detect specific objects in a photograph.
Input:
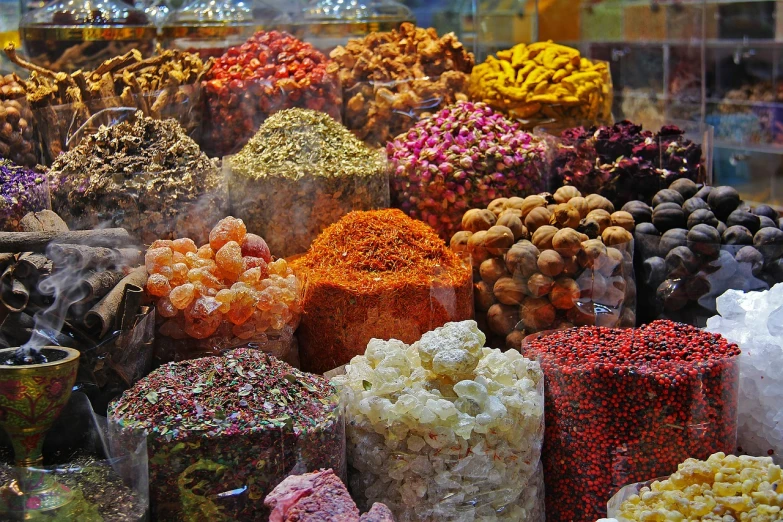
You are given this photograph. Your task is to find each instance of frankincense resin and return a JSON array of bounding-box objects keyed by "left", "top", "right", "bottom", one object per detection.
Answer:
[
  {"left": 523, "top": 320, "right": 740, "bottom": 522},
  {"left": 335, "top": 320, "right": 545, "bottom": 521},
  {"left": 145, "top": 216, "right": 302, "bottom": 363}
]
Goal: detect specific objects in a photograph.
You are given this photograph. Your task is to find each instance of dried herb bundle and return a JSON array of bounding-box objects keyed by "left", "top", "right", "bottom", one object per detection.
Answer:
[
  {"left": 228, "top": 108, "right": 388, "bottom": 258},
  {"left": 49, "top": 112, "right": 226, "bottom": 244}
]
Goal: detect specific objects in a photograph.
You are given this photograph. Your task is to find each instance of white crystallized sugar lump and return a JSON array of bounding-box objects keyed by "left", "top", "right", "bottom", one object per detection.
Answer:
[
  {"left": 706, "top": 283, "right": 783, "bottom": 464},
  {"left": 334, "top": 320, "right": 545, "bottom": 522}
]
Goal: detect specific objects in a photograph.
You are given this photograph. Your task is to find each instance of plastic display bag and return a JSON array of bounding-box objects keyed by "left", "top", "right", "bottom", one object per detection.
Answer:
[
  {"left": 342, "top": 76, "right": 470, "bottom": 147},
  {"left": 224, "top": 152, "right": 390, "bottom": 259},
  {"left": 460, "top": 236, "right": 635, "bottom": 351},
  {"left": 34, "top": 87, "right": 205, "bottom": 166},
  {"left": 46, "top": 109, "right": 227, "bottom": 245},
  {"left": 606, "top": 478, "right": 659, "bottom": 519},
  {"left": 201, "top": 74, "right": 343, "bottom": 158},
  {"left": 296, "top": 251, "right": 474, "bottom": 375},
  {"left": 522, "top": 327, "right": 740, "bottom": 522},
  {"left": 108, "top": 348, "right": 345, "bottom": 521},
  {"left": 0, "top": 391, "right": 149, "bottom": 521},
  {"left": 333, "top": 320, "right": 545, "bottom": 522},
  {"left": 634, "top": 231, "right": 777, "bottom": 325},
  {"left": 545, "top": 120, "right": 713, "bottom": 208}
]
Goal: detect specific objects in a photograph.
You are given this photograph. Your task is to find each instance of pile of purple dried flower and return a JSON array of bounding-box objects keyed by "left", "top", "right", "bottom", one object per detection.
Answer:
[
  {"left": 550, "top": 121, "right": 705, "bottom": 207},
  {"left": 0, "top": 159, "right": 48, "bottom": 231},
  {"left": 387, "top": 100, "right": 548, "bottom": 239}
]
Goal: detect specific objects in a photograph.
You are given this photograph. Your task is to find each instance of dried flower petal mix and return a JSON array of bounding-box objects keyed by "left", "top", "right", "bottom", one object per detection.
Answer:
[
  {"left": 388, "top": 101, "right": 548, "bottom": 240},
  {"left": 0, "top": 158, "right": 48, "bottom": 231}
]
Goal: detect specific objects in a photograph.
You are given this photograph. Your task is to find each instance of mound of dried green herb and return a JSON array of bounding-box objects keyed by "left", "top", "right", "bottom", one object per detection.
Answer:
[
  {"left": 108, "top": 348, "right": 344, "bottom": 522},
  {"left": 227, "top": 108, "right": 388, "bottom": 258},
  {"left": 49, "top": 112, "right": 226, "bottom": 245}
]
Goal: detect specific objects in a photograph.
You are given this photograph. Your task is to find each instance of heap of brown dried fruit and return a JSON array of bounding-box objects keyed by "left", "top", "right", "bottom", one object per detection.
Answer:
[
  {"left": 0, "top": 74, "right": 36, "bottom": 167},
  {"left": 328, "top": 23, "right": 474, "bottom": 147}
]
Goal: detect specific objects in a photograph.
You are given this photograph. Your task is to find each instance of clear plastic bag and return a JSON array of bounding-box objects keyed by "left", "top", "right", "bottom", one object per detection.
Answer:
[
  {"left": 342, "top": 75, "right": 470, "bottom": 147},
  {"left": 0, "top": 391, "right": 149, "bottom": 521},
  {"left": 224, "top": 153, "right": 390, "bottom": 259},
  {"left": 334, "top": 321, "right": 545, "bottom": 522},
  {"left": 108, "top": 349, "right": 345, "bottom": 521},
  {"left": 523, "top": 331, "right": 740, "bottom": 522},
  {"left": 635, "top": 231, "right": 777, "bottom": 326},
  {"left": 545, "top": 120, "right": 713, "bottom": 208},
  {"left": 296, "top": 252, "right": 474, "bottom": 375},
  {"left": 34, "top": 88, "right": 205, "bottom": 165},
  {"left": 469, "top": 239, "right": 636, "bottom": 351}
]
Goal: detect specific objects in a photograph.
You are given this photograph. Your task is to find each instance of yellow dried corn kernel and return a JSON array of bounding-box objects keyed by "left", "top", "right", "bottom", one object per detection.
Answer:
[{"left": 616, "top": 452, "right": 783, "bottom": 522}]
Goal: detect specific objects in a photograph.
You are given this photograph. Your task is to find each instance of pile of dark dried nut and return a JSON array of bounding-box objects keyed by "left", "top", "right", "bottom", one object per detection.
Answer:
[{"left": 328, "top": 23, "right": 474, "bottom": 147}]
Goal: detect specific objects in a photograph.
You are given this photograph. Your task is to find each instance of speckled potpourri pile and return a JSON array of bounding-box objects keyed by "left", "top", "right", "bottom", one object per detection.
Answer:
[
  {"left": 108, "top": 348, "right": 345, "bottom": 521},
  {"left": 49, "top": 112, "right": 226, "bottom": 245},
  {"left": 523, "top": 320, "right": 741, "bottom": 522},
  {"left": 0, "top": 159, "right": 49, "bottom": 231},
  {"left": 387, "top": 100, "right": 548, "bottom": 240},
  {"left": 227, "top": 108, "right": 389, "bottom": 258},
  {"left": 335, "top": 320, "right": 545, "bottom": 521}
]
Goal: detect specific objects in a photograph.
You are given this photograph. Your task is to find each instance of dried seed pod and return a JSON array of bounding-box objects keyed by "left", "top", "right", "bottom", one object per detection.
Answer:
[
  {"left": 475, "top": 280, "right": 498, "bottom": 311},
  {"left": 493, "top": 277, "right": 527, "bottom": 306},
  {"left": 488, "top": 198, "right": 509, "bottom": 216},
  {"left": 562, "top": 255, "right": 580, "bottom": 276},
  {"left": 462, "top": 208, "right": 497, "bottom": 233},
  {"left": 499, "top": 208, "right": 523, "bottom": 220},
  {"left": 532, "top": 225, "right": 558, "bottom": 251},
  {"left": 585, "top": 194, "right": 614, "bottom": 213},
  {"left": 527, "top": 273, "right": 554, "bottom": 297},
  {"left": 537, "top": 249, "right": 565, "bottom": 277},
  {"left": 485, "top": 225, "right": 515, "bottom": 255},
  {"left": 610, "top": 211, "right": 635, "bottom": 232},
  {"left": 552, "top": 228, "right": 582, "bottom": 258},
  {"left": 585, "top": 209, "right": 611, "bottom": 235},
  {"left": 480, "top": 258, "right": 510, "bottom": 285},
  {"left": 496, "top": 213, "right": 527, "bottom": 241},
  {"left": 505, "top": 242, "right": 540, "bottom": 277},
  {"left": 578, "top": 239, "right": 607, "bottom": 268},
  {"left": 551, "top": 204, "right": 581, "bottom": 229},
  {"left": 516, "top": 195, "right": 547, "bottom": 218},
  {"left": 568, "top": 196, "right": 589, "bottom": 219},
  {"left": 549, "top": 277, "right": 580, "bottom": 310},
  {"left": 553, "top": 185, "right": 581, "bottom": 203},
  {"left": 520, "top": 297, "right": 556, "bottom": 331},
  {"left": 450, "top": 231, "right": 472, "bottom": 253},
  {"left": 524, "top": 206, "right": 552, "bottom": 233},
  {"left": 602, "top": 226, "right": 633, "bottom": 247},
  {"left": 467, "top": 230, "right": 490, "bottom": 266},
  {"left": 487, "top": 303, "right": 520, "bottom": 335}
]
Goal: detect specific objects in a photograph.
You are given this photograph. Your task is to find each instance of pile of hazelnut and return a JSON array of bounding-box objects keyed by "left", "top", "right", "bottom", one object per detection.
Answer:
[{"left": 450, "top": 186, "right": 637, "bottom": 348}]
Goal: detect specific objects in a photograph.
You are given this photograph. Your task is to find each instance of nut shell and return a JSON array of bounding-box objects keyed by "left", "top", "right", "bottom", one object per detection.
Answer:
[
  {"left": 462, "top": 208, "right": 496, "bottom": 233},
  {"left": 585, "top": 194, "right": 614, "bottom": 213},
  {"left": 553, "top": 185, "right": 581, "bottom": 203},
  {"left": 524, "top": 206, "right": 553, "bottom": 233},
  {"left": 551, "top": 204, "right": 581, "bottom": 229},
  {"left": 537, "top": 249, "right": 565, "bottom": 277},
  {"left": 485, "top": 225, "right": 515, "bottom": 255},
  {"left": 494, "top": 277, "right": 527, "bottom": 306},
  {"left": 552, "top": 228, "right": 582, "bottom": 258},
  {"left": 532, "top": 225, "right": 558, "bottom": 251},
  {"left": 610, "top": 211, "right": 635, "bottom": 232}
]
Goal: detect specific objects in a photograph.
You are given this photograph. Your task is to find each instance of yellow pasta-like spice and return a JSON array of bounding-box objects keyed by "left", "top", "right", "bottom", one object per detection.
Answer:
[
  {"left": 616, "top": 452, "right": 783, "bottom": 521},
  {"left": 470, "top": 40, "right": 612, "bottom": 126}
]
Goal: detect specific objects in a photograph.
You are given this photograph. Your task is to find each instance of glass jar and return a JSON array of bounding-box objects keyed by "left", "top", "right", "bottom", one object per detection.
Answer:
[
  {"left": 19, "top": 0, "right": 156, "bottom": 73},
  {"left": 288, "top": 0, "right": 414, "bottom": 53},
  {"left": 160, "top": 0, "right": 257, "bottom": 59}
]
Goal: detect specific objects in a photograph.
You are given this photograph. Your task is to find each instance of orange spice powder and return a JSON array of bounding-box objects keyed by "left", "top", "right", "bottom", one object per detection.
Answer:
[{"left": 292, "top": 209, "right": 474, "bottom": 374}]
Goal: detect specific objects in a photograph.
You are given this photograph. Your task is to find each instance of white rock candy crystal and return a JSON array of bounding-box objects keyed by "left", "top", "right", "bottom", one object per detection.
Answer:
[
  {"left": 705, "top": 283, "right": 783, "bottom": 464},
  {"left": 334, "top": 320, "right": 545, "bottom": 522}
]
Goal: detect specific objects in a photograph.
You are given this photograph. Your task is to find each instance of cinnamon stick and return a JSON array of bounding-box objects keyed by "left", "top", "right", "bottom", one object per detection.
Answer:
[
  {"left": 118, "top": 285, "right": 143, "bottom": 331},
  {"left": 0, "top": 253, "right": 15, "bottom": 273},
  {"left": 79, "top": 270, "right": 124, "bottom": 303},
  {"left": 0, "top": 265, "right": 29, "bottom": 312},
  {"left": 15, "top": 253, "right": 52, "bottom": 279},
  {"left": 0, "top": 228, "right": 131, "bottom": 252},
  {"left": 0, "top": 311, "right": 74, "bottom": 347},
  {"left": 48, "top": 244, "right": 140, "bottom": 269},
  {"left": 85, "top": 267, "right": 146, "bottom": 338}
]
